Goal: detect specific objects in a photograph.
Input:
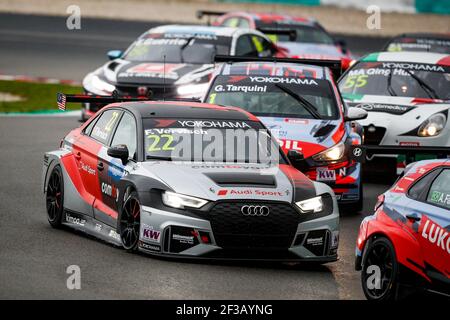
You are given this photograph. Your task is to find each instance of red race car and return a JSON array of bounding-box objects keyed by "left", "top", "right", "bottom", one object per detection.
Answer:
[{"left": 354, "top": 146, "right": 450, "bottom": 300}]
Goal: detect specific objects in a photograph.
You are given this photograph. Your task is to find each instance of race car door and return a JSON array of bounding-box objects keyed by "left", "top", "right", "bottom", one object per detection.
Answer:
[
  {"left": 70, "top": 110, "right": 120, "bottom": 216},
  {"left": 94, "top": 111, "right": 136, "bottom": 227},
  {"left": 405, "top": 167, "right": 450, "bottom": 280}
]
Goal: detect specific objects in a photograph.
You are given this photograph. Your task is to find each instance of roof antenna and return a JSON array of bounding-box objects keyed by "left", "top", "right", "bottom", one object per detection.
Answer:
[{"left": 163, "top": 54, "right": 166, "bottom": 101}]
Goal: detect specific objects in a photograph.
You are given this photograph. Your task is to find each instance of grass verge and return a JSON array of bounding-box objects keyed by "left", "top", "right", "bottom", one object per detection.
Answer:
[{"left": 0, "top": 80, "right": 82, "bottom": 113}]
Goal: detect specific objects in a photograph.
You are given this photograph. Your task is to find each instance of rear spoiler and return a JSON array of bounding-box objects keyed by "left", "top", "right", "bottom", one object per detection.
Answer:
[
  {"left": 196, "top": 10, "right": 227, "bottom": 25},
  {"left": 214, "top": 54, "right": 342, "bottom": 79},
  {"left": 256, "top": 28, "right": 297, "bottom": 41},
  {"left": 56, "top": 93, "right": 200, "bottom": 110},
  {"left": 350, "top": 145, "right": 450, "bottom": 163}
]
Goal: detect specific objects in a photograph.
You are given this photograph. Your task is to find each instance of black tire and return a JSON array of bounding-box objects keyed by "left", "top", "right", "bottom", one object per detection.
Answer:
[
  {"left": 361, "top": 237, "right": 399, "bottom": 301},
  {"left": 46, "top": 165, "right": 64, "bottom": 228},
  {"left": 118, "top": 191, "right": 141, "bottom": 252}
]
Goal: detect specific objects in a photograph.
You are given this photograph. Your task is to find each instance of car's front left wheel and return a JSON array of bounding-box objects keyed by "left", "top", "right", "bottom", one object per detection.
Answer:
[
  {"left": 46, "top": 165, "right": 64, "bottom": 228},
  {"left": 119, "top": 191, "right": 141, "bottom": 252}
]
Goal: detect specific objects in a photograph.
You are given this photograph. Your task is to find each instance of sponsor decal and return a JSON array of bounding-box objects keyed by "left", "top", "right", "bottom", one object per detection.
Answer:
[
  {"left": 95, "top": 223, "right": 102, "bottom": 232},
  {"left": 107, "top": 159, "right": 125, "bottom": 181},
  {"left": 120, "top": 63, "right": 185, "bottom": 80},
  {"left": 79, "top": 161, "right": 96, "bottom": 176},
  {"left": 355, "top": 103, "right": 411, "bottom": 115},
  {"left": 249, "top": 76, "right": 318, "bottom": 85},
  {"left": 140, "top": 241, "right": 161, "bottom": 252},
  {"left": 177, "top": 120, "right": 251, "bottom": 129},
  {"left": 220, "top": 189, "right": 284, "bottom": 197},
  {"left": 109, "top": 230, "right": 120, "bottom": 241},
  {"left": 429, "top": 190, "right": 450, "bottom": 206},
  {"left": 101, "top": 182, "right": 119, "bottom": 202},
  {"left": 145, "top": 128, "right": 207, "bottom": 136},
  {"left": 421, "top": 219, "right": 450, "bottom": 254},
  {"left": 92, "top": 126, "right": 108, "bottom": 140},
  {"left": 142, "top": 224, "right": 161, "bottom": 243},
  {"left": 278, "top": 139, "right": 303, "bottom": 151},
  {"left": 66, "top": 213, "right": 86, "bottom": 226},
  {"left": 382, "top": 62, "right": 445, "bottom": 73},
  {"left": 172, "top": 234, "right": 195, "bottom": 245},
  {"left": 317, "top": 168, "right": 336, "bottom": 182},
  {"left": 284, "top": 118, "right": 309, "bottom": 124},
  {"left": 217, "top": 190, "right": 228, "bottom": 196},
  {"left": 399, "top": 142, "right": 420, "bottom": 146},
  {"left": 306, "top": 237, "right": 324, "bottom": 246}
]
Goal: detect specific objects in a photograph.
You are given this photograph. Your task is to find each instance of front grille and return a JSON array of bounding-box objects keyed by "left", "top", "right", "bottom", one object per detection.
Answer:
[
  {"left": 207, "top": 201, "right": 300, "bottom": 250},
  {"left": 363, "top": 126, "right": 386, "bottom": 145},
  {"left": 115, "top": 84, "right": 177, "bottom": 99}
]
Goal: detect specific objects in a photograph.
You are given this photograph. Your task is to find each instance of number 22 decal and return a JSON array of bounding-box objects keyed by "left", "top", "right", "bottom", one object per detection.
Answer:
[{"left": 147, "top": 134, "right": 175, "bottom": 152}]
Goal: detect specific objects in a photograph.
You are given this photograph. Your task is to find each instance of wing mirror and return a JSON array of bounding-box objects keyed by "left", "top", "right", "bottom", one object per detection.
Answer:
[
  {"left": 107, "top": 50, "right": 123, "bottom": 60},
  {"left": 287, "top": 149, "right": 304, "bottom": 164},
  {"left": 107, "top": 144, "right": 129, "bottom": 164},
  {"left": 344, "top": 107, "right": 368, "bottom": 121}
]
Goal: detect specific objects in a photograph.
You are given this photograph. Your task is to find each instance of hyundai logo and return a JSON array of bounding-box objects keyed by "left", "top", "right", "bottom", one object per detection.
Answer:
[{"left": 240, "top": 205, "right": 270, "bottom": 216}]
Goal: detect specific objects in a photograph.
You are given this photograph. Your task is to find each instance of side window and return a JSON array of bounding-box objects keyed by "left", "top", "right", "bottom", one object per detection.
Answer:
[
  {"left": 235, "top": 35, "right": 257, "bottom": 57},
  {"left": 407, "top": 168, "right": 441, "bottom": 200},
  {"left": 251, "top": 36, "right": 273, "bottom": 58},
  {"left": 223, "top": 17, "right": 240, "bottom": 28},
  {"left": 84, "top": 116, "right": 99, "bottom": 136},
  {"left": 239, "top": 18, "right": 250, "bottom": 28},
  {"left": 110, "top": 112, "right": 137, "bottom": 160},
  {"left": 426, "top": 169, "right": 450, "bottom": 209},
  {"left": 90, "top": 110, "right": 122, "bottom": 145}
]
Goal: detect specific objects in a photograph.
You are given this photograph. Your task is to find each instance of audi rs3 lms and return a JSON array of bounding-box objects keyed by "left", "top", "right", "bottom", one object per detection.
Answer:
[
  {"left": 339, "top": 52, "right": 450, "bottom": 175},
  {"left": 355, "top": 156, "right": 450, "bottom": 300},
  {"left": 43, "top": 95, "right": 339, "bottom": 262},
  {"left": 203, "top": 56, "right": 367, "bottom": 212},
  {"left": 81, "top": 25, "right": 284, "bottom": 121}
]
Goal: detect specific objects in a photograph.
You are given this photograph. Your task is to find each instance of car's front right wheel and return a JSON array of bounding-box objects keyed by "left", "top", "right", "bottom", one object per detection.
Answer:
[
  {"left": 361, "top": 236, "right": 399, "bottom": 300},
  {"left": 118, "top": 191, "right": 141, "bottom": 252},
  {"left": 46, "top": 165, "right": 64, "bottom": 228}
]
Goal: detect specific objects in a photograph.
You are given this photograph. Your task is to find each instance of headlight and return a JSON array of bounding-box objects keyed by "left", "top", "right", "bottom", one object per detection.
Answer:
[
  {"left": 91, "top": 75, "right": 115, "bottom": 93},
  {"left": 418, "top": 113, "right": 447, "bottom": 137},
  {"left": 161, "top": 191, "right": 208, "bottom": 209},
  {"left": 295, "top": 196, "right": 323, "bottom": 213},
  {"left": 177, "top": 82, "right": 210, "bottom": 97},
  {"left": 312, "top": 142, "right": 345, "bottom": 162}
]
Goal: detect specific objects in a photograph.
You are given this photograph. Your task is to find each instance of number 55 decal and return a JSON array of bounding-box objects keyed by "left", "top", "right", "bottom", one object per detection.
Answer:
[{"left": 343, "top": 75, "right": 368, "bottom": 89}]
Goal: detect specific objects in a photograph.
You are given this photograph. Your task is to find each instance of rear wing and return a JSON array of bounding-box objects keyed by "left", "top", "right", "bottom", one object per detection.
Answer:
[
  {"left": 256, "top": 27, "right": 297, "bottom": 42},
  {"left": 196, "top": 10, "right": 227, "bottom": 25},
  {"left": 56, "top": 93, "right": 200, "bottom": 111},
  {"left": 214, "top": 54, "right": 342, "bottom": 79},
  {"left": 350, "top": 145, "right": 450, "bottom": 163}
]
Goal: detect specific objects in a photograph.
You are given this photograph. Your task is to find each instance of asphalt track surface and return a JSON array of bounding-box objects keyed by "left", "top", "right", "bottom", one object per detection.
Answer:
[
  {"left": 0, "top": 13, "right": 388, "bottom": 80},
  {"left": 0, "top": 13, "right": 392, "bottom": 299}
]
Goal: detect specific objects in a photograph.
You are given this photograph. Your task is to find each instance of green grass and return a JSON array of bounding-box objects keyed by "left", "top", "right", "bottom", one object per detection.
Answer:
[{"left": 0, "top": 80, "right": 83, "bottom": 113}]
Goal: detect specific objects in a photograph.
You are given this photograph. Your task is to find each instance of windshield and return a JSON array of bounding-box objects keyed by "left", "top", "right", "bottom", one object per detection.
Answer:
[
  {"left": 143, "top": 118, "right": 284, "bottom": 164},
  {"left": 385, "top": 37, "right": 450, "bottom": 54},
  {"left": 339, "top": 61, "right": 450, "bottom": 100},
  {"left": 123, "top": 33, "right": 231, "bottom": 64},
  {"left": 259, "top": 22, "right": 334, "bottom": 45},
  {"left": 206, "top": 75, "right": 339, "bottom": 119}
]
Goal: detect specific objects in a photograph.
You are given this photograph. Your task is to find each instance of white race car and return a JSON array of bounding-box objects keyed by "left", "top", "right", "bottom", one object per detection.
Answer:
[{"left": 339, "top": 52, "right": 450, "bottom": 174}]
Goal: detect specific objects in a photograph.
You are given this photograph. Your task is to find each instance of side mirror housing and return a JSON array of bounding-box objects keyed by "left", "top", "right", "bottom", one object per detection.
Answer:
[
  {"left": 107, "top": 50, "right": 123, "bottom": 60},
  {"left": 287, "top": 149, "right": 305, "bottom": 164},
  {"left": 335, "top": 39, "right": 348, "bottom": 54},
  {"left": 107, "top": 144, "right": 129, "bottom": 164},
  {"left": 344, "top": 107, "right": 368, "bottom": 121}
]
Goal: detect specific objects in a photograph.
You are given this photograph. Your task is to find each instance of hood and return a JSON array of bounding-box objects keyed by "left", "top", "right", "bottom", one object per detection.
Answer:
[
  {"left": 137, "top": 161, "right": 316, "bottom": 203},
  {"left": 112, "top": 61, "right": 213, "bottom": 85},
  {"left": 260, "top": 116, "right": 343, "bottom": 158},
  {"left": 279, "top": 41, "right": 344, "bottom": 59}
]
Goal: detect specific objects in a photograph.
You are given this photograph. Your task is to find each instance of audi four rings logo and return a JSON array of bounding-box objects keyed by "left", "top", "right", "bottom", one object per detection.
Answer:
[{"left": 241, "top": 205, "right": 270, "bottom": 216}]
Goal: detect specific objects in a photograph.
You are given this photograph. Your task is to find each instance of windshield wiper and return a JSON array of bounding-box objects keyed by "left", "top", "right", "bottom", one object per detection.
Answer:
[
  {"left": 403, "top": 69, "right": 439, "bottom": 99},
  {"left": 146, "top": 155, "right": 173, "bottom": 161},
  {"left": 387, "top": 68, "right": 397, "bottom": 96},
  {"left": 274, "top": 83, "right": 322, "bottom": 119},
  {"left": 179, "top": 36, "right": 195, "bottom": 63}
]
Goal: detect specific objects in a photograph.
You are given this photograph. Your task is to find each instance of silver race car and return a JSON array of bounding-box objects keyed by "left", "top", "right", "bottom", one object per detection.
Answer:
[{"left": 43, "top": 95, "right": 339, "bottom": 262}]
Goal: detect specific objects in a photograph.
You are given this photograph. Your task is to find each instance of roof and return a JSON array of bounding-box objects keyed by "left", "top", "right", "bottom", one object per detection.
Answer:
[
  {"left": 393, "top": 33, "right": 450, "bottom": 40},
  {"left": 219, "top": 61, "right": 326, "bottom": 79},
  {"left": 107, "top": 101, "right": 259, "bottom": 121},
  {"left": 361, "top": 52, "right": 450, "bottom": 66},
  {"left": 235, "top": 12, "right": 316, "bottom": 25},
  {"left": 148, "top": 25, "right": 243, "bottom": 37}
]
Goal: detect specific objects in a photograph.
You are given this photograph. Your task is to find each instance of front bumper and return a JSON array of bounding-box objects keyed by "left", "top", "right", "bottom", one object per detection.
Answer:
[{"left": 137, "top": 200, "right": 339, "bottom": 262}]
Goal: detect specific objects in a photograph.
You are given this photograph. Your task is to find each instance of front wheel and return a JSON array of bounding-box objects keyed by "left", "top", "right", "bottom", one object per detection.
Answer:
[
  {"left": 361, "top": 237, "right": 399, "bottom": 300},
  {"left": 46, "top": 165, "right": 64, "bottom": 228},
  {"left": 118, "top": 191, "right": 141, "bottom": 252}
]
